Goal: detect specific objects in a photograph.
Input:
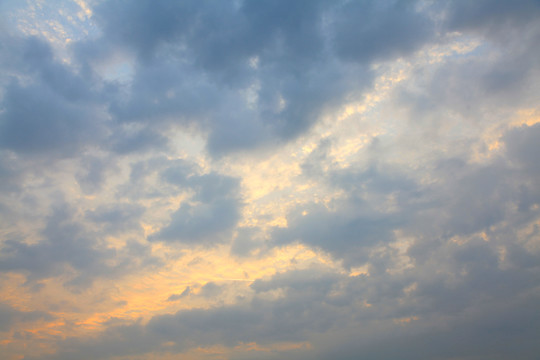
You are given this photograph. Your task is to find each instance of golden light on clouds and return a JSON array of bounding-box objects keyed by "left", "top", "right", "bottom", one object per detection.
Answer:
[{"left": 1, "top": 1, "right": 540, "bottom": 359}]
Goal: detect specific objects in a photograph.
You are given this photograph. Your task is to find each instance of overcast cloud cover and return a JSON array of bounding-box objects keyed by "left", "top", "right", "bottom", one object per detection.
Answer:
[{"left": 1, "top": 0, "right": 540, "bottom": 359}]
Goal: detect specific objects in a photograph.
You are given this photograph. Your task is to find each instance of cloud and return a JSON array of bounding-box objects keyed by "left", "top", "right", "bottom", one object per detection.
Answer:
[
  {"left": 272, "top": 200, "right": 402, "bottom": 266},
  {"left": 75, "top": 155, "right": 112, "bottom": 194},
  {"left": 443, "top": 0, "right": 540, "bottom": 35},
  {"left": 1, "top": 1, "right": 540, "bottom": 360},
  {"left": 0, "top": 80, "right": 102, "bottom": 155},
  {"left": 504, "top": 122, "right": 540, "bottom": 175},
  {"left": 86, "top": 202, "right": 145, "bottom": 234},
  {"left": 70, "top": 0, "right": 438, "bottom": 155},
  {"left": 152, "top": 199, "right": 240, "bottom": 244},
  {"left": 0, "top": 203, "right": 159, "bottom": 290},
  {"left": 0, "top": 36, "right": 104, "bottom": 156},
  {"left": 108, "top": 126, "right": 169, "bottom": 155},
  {"left": 167, "top": 286, "right": 191, "bottom": 301},
  {"left": 28, "top": 267, "right": 347, "bottom": 359},
  {"left": 332, "top": 0, "right": 435, "bottom": 64},
  {"left": 272, "top": 121, "right": 540, "bottom": 280},
  {"left": 24, "top": 243, "right": 540, "bottom": 359},
  {"left": 0, "top": 302, "right": 54, "bottom": 332},
  {"left": 151, "top": 170, "right": 242, "bottom": 244},
  {"left": 230, "top": 227, "right": 265, "bottom": 257}
]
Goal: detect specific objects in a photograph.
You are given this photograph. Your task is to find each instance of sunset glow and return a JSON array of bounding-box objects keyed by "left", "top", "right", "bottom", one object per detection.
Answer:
[{"left": 1, "top": 1, "right": 540, "bottom": 359}]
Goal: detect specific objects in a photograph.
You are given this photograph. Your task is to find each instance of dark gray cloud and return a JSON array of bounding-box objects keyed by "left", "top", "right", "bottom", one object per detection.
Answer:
[
  {"left": 275, "top": 122, "right": 540, "bottom": 272},
  {"left": 0, "top": 302, "right": 54, "bottom": 332},
  {"left": 504, "top": 122, "right": 540, "bottom": 175},
  {"left": 2, "top": 0, "right": 538, "bottom": 158},
  {"left": 0, "top": 203, "right": 159, "bottom": 290},
  {"left": 24, "top": 245, "right": 540, "bottom": 360},
  {"left": 167, "top": 286, "right": 191, "bottom": 302},
  {"left": 0, "top": 36, "right": 105, "bottom": 156},
  {"left": 273, "top": 150, "right": 421, "bottom": 266},
  {"left": 443, "top": 0, "right": 540, "bottom": 35},
  {"left": 0, "top": 80, "right": 102, "bottom": 155},
  {"left": 332, "top": 0, "right": 435, "bottom": 64},
  {"left": 230, "top": 227, "right": 265, "bottom": 257},
  {"left": 272, "top": 200, "right": 403, "bottom": 266},
  {"left": 152, "top": 198, "right": 240, "bottom": 244},
  {"left": 151, "top": 166, "right": 243, "bottom": 244},
  {"left": 250, "top": 266, "right": 342, "bottom": 299},
  {"left": 160, "top": 159, "right": 195, "bottom": 185},
  {"left": 108, "top": 126, "right": 169, "bottom": 155},
  {"left": 392, "top": 1, "right": 540, "bottom": 128},
  {"left": 86, "top": 203, "right": 145, "bottom": 234},
  {"left": 0, "top": 151, "right": 24, "bottom": 192},
  {"left": 198, "top": 281, "right": 223, "bottom": 298},
  {"left": 187, "top": 173, "right": 240, "bottom": 203},
  {"left": 68, "top": 0, "right": 444, "bottom": 155},
  {"left": 27, "top": 267, "right": 347, "bottom": 359},
  {"left": 75, "top": 155, "right": 112, "bottom": 194}
]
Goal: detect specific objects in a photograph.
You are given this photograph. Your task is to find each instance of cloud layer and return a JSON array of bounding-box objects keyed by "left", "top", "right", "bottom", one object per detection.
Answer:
[{"left": 1, "top": 1, "right": 540, "bottom": 359}]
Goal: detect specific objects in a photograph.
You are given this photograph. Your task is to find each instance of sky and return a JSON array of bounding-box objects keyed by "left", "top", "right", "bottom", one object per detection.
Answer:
[{"left": 1, "top": 0, "right": 540, "bottom": 359}]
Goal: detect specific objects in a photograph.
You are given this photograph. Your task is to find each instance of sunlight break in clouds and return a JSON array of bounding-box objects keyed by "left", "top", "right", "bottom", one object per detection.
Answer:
[{"left": 1, "top": 1, "right": 540, "bottom": 359}]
